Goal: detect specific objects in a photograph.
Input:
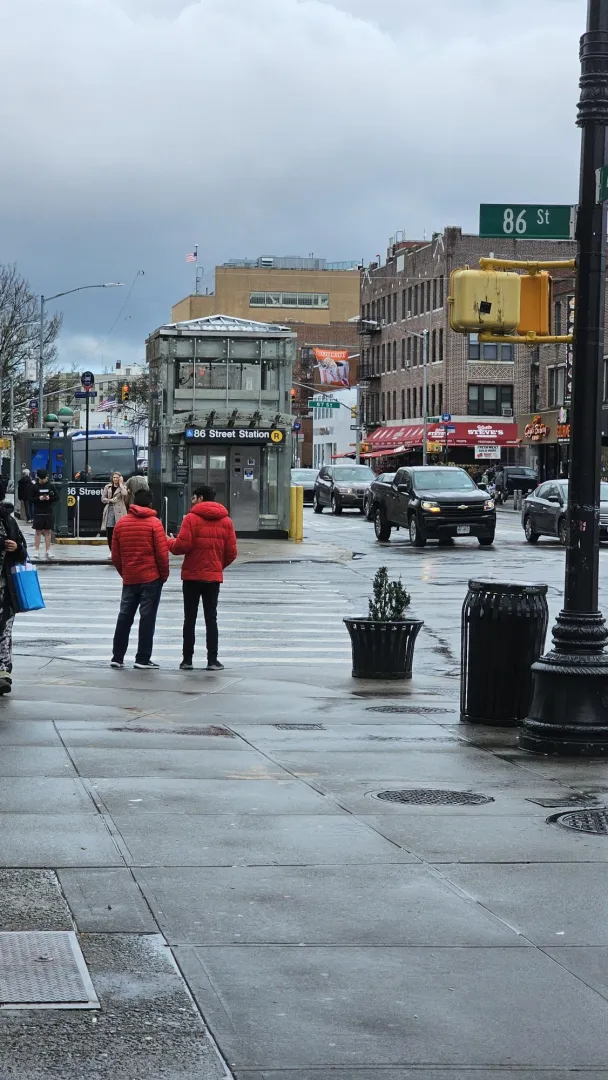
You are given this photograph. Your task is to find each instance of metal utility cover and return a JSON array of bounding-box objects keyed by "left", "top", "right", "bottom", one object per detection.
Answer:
[{"left": 0, "top": 931, "right": 99, "bottom": 1009}]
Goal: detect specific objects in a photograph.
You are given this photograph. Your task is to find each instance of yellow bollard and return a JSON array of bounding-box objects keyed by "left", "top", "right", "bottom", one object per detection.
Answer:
[
  {"left": 289, "top": 485, "right": 297, "bottom": 540},
  {"left": 296, "top": 485, "right": 304, "bottom": 543}
]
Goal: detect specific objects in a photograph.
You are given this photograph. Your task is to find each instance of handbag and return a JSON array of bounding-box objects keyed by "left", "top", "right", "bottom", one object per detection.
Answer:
[{"left": 9, "top": 561, "right": 45, "bottom": 613}]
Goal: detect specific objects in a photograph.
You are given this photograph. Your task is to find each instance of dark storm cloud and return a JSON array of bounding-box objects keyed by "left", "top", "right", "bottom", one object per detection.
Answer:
[{"left": 0, "top": 0, "right": 584, "bottom": 369}]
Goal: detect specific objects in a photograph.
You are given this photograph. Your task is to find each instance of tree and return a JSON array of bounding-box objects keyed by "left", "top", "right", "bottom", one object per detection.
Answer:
[{"left": 0, "top": 265, "right": 62, "bottom": 428}]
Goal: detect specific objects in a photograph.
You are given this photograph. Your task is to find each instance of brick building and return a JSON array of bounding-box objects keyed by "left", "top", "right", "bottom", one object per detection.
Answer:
[{"left": 359, "top": 227, "right": 576, "bottom": 471}]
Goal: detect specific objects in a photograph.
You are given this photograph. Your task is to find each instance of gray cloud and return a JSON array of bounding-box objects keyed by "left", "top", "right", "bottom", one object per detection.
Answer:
[{"left": 0, "top": 0, "right": 585, "bottom": 369}]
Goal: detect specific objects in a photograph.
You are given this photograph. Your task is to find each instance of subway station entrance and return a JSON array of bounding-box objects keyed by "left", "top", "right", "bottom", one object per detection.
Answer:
[{"left": 189, "top": 445, "right": 263, "bottom": 532}]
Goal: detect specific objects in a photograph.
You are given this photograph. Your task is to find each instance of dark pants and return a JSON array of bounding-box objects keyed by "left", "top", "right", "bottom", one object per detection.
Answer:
[
  {"left": 106, "top": 527, "right": 114, "bottom": 550},
  {"left": 182, "top": 580, "right": 220, "bottom": 663},
  {"left": 112, "top": 579, "right": 162, "bottom": 665}
]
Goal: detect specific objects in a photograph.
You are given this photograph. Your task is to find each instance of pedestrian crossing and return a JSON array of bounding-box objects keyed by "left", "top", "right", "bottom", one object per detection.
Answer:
[{"left": 12, "top": 566, "right": 354, "bottom": 667}]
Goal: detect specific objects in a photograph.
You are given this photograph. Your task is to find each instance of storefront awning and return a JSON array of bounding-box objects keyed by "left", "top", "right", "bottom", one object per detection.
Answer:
[{"left": 365, "top": 421, "right": 519, "bottom": 449}]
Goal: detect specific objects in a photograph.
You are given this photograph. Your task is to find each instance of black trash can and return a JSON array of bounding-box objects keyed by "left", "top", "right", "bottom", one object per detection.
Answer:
[{"left": 461, "top": 579, "right": 549, "bottom": 725}]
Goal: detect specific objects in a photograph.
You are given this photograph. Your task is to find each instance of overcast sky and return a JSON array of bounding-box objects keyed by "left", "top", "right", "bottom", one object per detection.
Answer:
[{"left": 0, "top": 0, "right": 584, "bottom": 372}]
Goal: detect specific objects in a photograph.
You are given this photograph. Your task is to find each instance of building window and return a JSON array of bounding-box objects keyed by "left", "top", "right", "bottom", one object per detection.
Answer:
[
  {"left": 439, "top": 277, "right": 444, "bottom": 307},
  {"left": 431, "top": 328, "right": 437, "bottom": 363},
  {"left": 407, "top": 286, "right": 412, "bottom": 316},
  {"left": 401, "top": 388, "right": 406, "bottom": 419},
  {"left": 426, "top": 280, "right": 431, "bottom": 312},
  {"left": 393, "top": 341, "right": 397, "bottom": 370},
  {"left": 438, "top": 328, "right": 444, "bottom": 362},
  {"left": 249, "top": 291, "right": 329, "bottom": 308},
  {"left": 433, "top": 278, "right": 437, "bottom": 309},
  {"left": 431, "top": 384, "right": 436, "bottom": 414},
  {"left": 393, "top": 390, "right": 397, "bottom": 417},
  {"left": 468, "top": 383, "right": 514, "bottom": 416},
  {"left": 438, "top": 382, "right": 443, "bottom": 414},
  {"left": 371, "top": 299, "right": 377, "bottom": 321},
  {"left": 381, "top": 296, "right": 386, "bottom": 322},
  {"left": 468, "top": 333, "right": 514, "bottom": 361},
  {"left": 413, "top": 336, "right": 418, "bottom": 366},
  {"left": 401, "top": 290, "right": 407, "bottom": 320},
  {"left": 386, "top": 393, "right": 391, "bottom": 420},
  {"left": 381, "top": 392, "right": 386, "bottom": 420},
  {"left": 401, "top": 339, "right": 406, "bottom": 369},
  {"left": 393, "top": 293, "right": 398, "bottom": 323},
  {"left": 407, "top": 337, "right": 412, "bottom": 366},
  {"left": 548, "top": 365, "right": 566, "bottom": 407},
  {"left": 554, "top": 300, "right": 562, "bottom": 335},
  {"left": 413, "top": 285, "right": 418, "bottom": 316},
  {"left": 407, "top": 388, "right": 411, "bottom": 418}
]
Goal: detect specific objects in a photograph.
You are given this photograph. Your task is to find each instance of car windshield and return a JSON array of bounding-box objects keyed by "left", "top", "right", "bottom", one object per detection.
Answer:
[
  {"left": 412, "top": 468, "right": 476, "bottom": 492},
  {"left": 378, "top": 473, "right": 395, "bottom": 483},
  {"left": 509, "top": 468, "right": 537, "bottom": 477},
  {"left": 291, "top": 470, "right": 317, "bottom": 482},
  {"left": 334, "top": 467, "right": 374, "bottom": 482},
  {"left": 558, "top": 481, "right": 608, "bottom": 501}
]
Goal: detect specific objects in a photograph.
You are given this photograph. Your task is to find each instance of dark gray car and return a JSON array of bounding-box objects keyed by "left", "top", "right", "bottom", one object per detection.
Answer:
[
  {"left": 313, "top": 464, "right": 375, "bottom": 515},
  {"left": 291, "top": 468, "right": 318, "bottom": 504},
  {"left": 522, "top": 479, "right": 608, "bottom": 545}
]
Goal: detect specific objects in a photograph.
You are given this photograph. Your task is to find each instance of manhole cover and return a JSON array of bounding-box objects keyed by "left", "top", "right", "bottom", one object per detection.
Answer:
[
  {"left": 549, "top": 808, "right": 608, "bottom": 834},
  {"left": 0, "top": 932, "right": 99, "bottom": 1009},
  {"left": 527, "top": 793, "right": 602, "bottom": 808},
  {"left": 374, "top": 789, "right": 493, "bottom": 806},
  {"left": 366, "top": 705, "right": 453, "bottom": 715},
  {"left": 273, "top": 724, "right": 324, "bottom": 731}
]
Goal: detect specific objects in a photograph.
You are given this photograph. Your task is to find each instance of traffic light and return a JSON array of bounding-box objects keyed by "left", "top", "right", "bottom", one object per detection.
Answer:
[
  {"left": 290, "top": 388, "right": 297, "bottom": 400},
  {"left": 350, "top": 405, "right": 357, "bottom": 419},
  {"left": 518, "top": 271, "right": 552, "bottom": 335},
  {"left": 448, "top": 268, "right": 521, "bottom": 334},
  {"left": 121, "top": 382, "right": 130, "bottom": 402}
]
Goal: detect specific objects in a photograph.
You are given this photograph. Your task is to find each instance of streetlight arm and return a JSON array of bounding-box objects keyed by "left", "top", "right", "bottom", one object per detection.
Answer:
[{"left": 44, "top": 283, "right": 124, "bottom": 303}]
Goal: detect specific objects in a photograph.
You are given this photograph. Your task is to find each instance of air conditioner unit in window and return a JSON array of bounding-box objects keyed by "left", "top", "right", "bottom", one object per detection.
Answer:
[{"left": 501, "top": 406, "right": 513, "bottom": 417}]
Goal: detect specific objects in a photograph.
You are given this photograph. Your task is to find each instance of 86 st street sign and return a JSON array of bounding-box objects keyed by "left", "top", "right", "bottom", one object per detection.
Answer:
[{"left": 479, "top": 204, "right": 576, "bottom": 240}]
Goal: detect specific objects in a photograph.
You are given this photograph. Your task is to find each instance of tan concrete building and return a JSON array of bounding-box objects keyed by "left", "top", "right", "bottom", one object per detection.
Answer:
[{"left": 172, "top": 256, "right": 360, "bottom": 326}]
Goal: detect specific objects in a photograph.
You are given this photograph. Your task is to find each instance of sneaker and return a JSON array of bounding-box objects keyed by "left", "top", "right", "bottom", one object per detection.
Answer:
[
  {"left": 31, "top": 552, "right": 39, "bottom": 560},
  {"left": 110, "top": 659, "right": 124, "bottom": 669},
  {"left": 0, "top": 676, "right": 12, "bottom": 695},
  {"left": 133, "top": 661, "right": 159, "bottom": 670},
  {"left": 45, "top": 552, "right": 53, "bottom": 560},
  {"left": 179, "top": 660, "right": 193, "bottom": 671},
  {"left": 206, "top": 661, "right": 224, "bottom": 671}
]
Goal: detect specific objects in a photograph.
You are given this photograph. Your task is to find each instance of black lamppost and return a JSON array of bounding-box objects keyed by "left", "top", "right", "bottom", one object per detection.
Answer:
[{"left": 520, "top": 0, "right": 608, "bottom": 755}]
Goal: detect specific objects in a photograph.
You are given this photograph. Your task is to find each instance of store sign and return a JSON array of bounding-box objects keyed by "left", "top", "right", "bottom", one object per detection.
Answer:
[
  {"left": 184, "top": 427, "right": 285, "bottom": 445},
  {"left": 557, "top": 423, "right": 571, "bottom": 442},
  {"left": 524, "top": 415, "right": 550, "bottom": 441},
  {"left": 475, "top": 445, "right": 502, "bottom": 460}
]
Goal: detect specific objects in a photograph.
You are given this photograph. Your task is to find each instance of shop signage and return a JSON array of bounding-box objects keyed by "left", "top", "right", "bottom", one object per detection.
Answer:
[
  {"left": 557, "top": 423, "right": 571, "bottom": 442},
  {"left": 184, "top": 427, "right": 285, "bottom": 445},
  {"left": 524, "top": 415, "right": 550, "bottom": 441},
  {"left": 475, "top": 445, "right": 502, "bottom": 460}
]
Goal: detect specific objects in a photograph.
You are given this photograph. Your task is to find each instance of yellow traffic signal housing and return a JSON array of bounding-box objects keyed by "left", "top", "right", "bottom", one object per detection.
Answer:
[
  {"left": 448, "top": 268, "right": 521, "bottom": 334},
  {"left": 121, "top": 382, "right": 130, "bottom": 402},
  {"left": 517, "top": 271, "right": 552, "bottom": 335},
  {"left": 350, "top": 405, "right": 357, "bottom": 419}
]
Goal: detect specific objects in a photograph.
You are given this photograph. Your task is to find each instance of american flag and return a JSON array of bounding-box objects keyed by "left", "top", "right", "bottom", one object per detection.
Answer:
[
  {"left": 97, "top": 396, "right": 117, "bottom": 412},
  {"left": 186, "top": 247, "right": 198, "bottom": 263}
]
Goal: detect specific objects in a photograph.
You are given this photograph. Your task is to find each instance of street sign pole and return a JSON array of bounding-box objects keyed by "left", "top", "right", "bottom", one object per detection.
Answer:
[
  {"left": 520, "top": 0, "right": 608, "bottom": 756},
  {"left": 422, "top": 330, "right": 429, "bottom": 466}
]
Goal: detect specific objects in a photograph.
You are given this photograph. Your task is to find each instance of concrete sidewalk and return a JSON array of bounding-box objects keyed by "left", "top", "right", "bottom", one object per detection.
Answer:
[{"left": 3, "top": 636, "right": 608, "bottom": 1077}]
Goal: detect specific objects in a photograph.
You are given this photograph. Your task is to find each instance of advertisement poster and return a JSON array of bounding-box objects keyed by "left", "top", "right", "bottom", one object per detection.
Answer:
[{"left": 313, "top": 348, "right": 350, "bottom": 387}]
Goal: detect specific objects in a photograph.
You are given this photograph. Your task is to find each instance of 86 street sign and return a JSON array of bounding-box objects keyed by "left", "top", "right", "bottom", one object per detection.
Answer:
[{"left": 479, "top": 204, "right": 576, "bottom": 240}]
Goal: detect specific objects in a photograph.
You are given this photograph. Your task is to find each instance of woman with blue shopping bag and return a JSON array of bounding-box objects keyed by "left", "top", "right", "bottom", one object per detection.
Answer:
[{"left": 0, "top": 484, "right": 28, "bottom": 694}]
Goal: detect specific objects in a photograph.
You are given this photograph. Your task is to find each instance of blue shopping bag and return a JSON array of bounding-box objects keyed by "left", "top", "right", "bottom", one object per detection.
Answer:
[{"left": 9, "top": 561, "right": 45, "bottom": 613}]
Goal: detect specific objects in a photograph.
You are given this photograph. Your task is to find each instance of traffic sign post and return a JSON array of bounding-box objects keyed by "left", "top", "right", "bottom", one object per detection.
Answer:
[
  {"left": 479, "top": 204, "right": 576, "bottom": 240},
  {"left": 441, "top": 412, "right": 451, "bottom": 423}
]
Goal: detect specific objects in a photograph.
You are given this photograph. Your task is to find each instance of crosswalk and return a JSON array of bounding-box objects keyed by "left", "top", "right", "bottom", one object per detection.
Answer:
[{"left": 12, "top": 566, "right": 354, "bottom": 667}]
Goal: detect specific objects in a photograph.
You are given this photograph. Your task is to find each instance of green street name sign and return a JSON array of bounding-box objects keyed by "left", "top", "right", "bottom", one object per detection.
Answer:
[
  {"left": 597, "top": 165, "right": 608, "bottom": 203},
  {"left": 479, "top": 204, "right": 576, "bottom": 240},
  {"left": 310, "top": 400, "right": 340, "bottom": 409}
]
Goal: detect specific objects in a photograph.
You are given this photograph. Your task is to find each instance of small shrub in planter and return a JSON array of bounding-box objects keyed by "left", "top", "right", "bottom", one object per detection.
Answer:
[{"left": 344, "top": 566, "right": 424, "bottom": 679}]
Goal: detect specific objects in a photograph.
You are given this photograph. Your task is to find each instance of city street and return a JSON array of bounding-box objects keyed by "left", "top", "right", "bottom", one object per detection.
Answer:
[{"left": 3, "top": 510, "right": 608, "bottom": 1077}]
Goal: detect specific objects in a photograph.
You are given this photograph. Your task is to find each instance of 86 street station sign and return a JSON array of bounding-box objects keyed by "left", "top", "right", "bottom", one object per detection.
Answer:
[{"left": 185, "top": 427, "right": 285, "bottom": 444}]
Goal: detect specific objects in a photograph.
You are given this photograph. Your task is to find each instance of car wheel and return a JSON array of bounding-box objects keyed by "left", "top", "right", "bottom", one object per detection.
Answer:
[
  {"left": 331, "top": 494, "right": 343, "bottom": 515},
  {"left": 374, "top": 508, "right": 392, "bottom": 541},
  {"left": 365, "top": 500, "right": 374, "bottom": 522},
  {"left": 313, "top": 494, "right": 323, "bottom": 514},
  {"left": 558, "top": 518, "right": 568, "bottom": 546},
  {"left": 409, "top": 514, "right": 426, "bottom": 548},
  {"left": 478, "top": 535, "right": 495, "bottom": 547},
  {"left": 524, "top": 516, "right": 540, "bottom": 544}
]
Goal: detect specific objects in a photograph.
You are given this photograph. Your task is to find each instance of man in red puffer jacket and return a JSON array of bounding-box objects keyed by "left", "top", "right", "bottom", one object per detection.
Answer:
[
  {"left": 110, "top": 489, "right": 169, "bottom": 670},
  {"left": 168, "top": 485, "right": 237, "bottom": 671}
]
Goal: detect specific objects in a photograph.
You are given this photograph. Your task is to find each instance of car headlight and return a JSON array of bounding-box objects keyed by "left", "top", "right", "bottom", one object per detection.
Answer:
[
  {"left": 484, "top": 499, "right": 495, "bottom": 511},
  {"left": 421, "top": 500, "right": 440, "bottom": 512}
]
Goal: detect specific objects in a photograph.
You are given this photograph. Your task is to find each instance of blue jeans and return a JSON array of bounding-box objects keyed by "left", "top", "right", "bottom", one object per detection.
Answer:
[{"left": 112, "top": 580, "right": 162, "bottom": 665}]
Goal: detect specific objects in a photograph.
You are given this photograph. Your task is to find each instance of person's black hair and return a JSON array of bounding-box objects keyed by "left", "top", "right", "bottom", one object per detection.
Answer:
[
  {"left": 133, "top": 489, "right": 153, "bottom": 507},
  {"left": 193, "top": 485, "right": 216, "bottom": 501},
  {"left": 0, "top": 479, "right": 7, "bottom": 502},
  {"left": 37, "top": 468, "right": 48, "bottom": 480}
]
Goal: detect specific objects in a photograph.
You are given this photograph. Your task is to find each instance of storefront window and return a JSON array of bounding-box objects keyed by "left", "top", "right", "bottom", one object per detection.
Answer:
[
  {"left": 177, "top": 359, "right": 227, "bottom": 389},
  {"left": 261, "top": 448, "right": 278, "bottom": 517}
]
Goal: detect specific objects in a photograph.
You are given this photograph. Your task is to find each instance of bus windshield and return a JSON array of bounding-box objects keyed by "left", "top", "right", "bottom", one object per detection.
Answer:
[{"left": 72, "top": 437, "right": 137, "bottom": 481}]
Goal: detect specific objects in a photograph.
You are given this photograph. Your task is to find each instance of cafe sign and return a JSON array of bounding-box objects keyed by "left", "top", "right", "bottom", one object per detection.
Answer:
[{"left": 524, "top": 415, "right": 550, "bottom": 442}]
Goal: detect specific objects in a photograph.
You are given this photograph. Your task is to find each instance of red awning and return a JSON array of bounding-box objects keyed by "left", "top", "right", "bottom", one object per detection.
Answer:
[
  {"left": 366, "top": 421, "right": 518, "bottom": 449},
  {"left": 360, "top": 448, "right": 396, "bottom": 460}
]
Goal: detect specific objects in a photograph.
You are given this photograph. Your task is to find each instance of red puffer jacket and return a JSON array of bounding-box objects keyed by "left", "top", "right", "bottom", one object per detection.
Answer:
[
  {"left": 168, "top": 501, "right": 237, "bottom": 582},
  {"left": 111, "top": 505, "right": 170, "bottom": 585}
]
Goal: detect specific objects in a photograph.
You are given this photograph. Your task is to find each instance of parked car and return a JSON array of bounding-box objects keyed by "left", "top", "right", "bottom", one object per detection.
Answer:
[
  {"left": 496, "top": 465, "right": 538, "bottom": 502},
  {"left": 363, "top": 472, "right": 396, "bottom": 521},
  {"left": 373, "top": 465, "right": 496, "bottom": 547},
  {"left": 291, "top": 468, "right": 318, "bottom": 504},
  {"left": 522, "top": 479, "right": 608, "bottom": 544},
  {"left": 313, "top": 464, "right": 375, "bottom": 514}
]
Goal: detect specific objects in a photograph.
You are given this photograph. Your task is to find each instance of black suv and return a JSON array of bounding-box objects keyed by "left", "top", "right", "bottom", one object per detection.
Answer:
[
  {"left": 374, "top": 465, "right": 496, "bottom": 547},
  {"left": 496, "top": 466, "right": 538, "bottom": 502},
  {"left": 313, "top": 464, "right": 375, "bottom": 514}
]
